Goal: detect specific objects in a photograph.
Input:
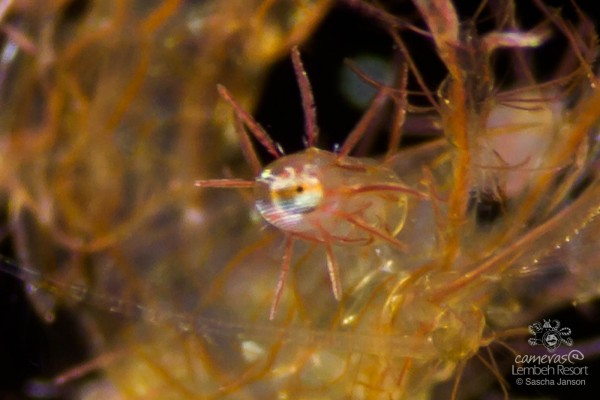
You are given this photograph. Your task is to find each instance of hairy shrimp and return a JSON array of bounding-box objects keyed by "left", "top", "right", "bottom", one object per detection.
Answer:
[{"left": 195, "top": 47, "right": 425, "bottom": 319}]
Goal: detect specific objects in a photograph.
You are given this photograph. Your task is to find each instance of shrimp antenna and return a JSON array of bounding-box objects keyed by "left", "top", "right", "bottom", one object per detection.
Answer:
[
  {"left": 291, "top": 46, "right": 319, "bottom": 148},
  {"left": 269, "top": 236, "right": 294, "bottom": 320},
  {"left": 195, "top": 85, "right": 285, "bottom": 188},
  {"left": 217, "top": 85, "right": 283, "bottom": 159},
  {"left": 337, "top": 87, "right": 390, "bottom": 157},
  {"left": 344, "top": 56, "right": 410, "bottom": 160}
]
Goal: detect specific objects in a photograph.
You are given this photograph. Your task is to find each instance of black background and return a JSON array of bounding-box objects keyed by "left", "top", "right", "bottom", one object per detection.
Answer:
[{"left": 2, "top": 0, "right": 600, "bottom": 399}]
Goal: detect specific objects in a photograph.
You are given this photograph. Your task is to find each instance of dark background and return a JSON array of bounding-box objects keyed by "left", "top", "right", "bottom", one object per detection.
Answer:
[{"left": 2, "top": 0, "right": 600, "bottom": 399}]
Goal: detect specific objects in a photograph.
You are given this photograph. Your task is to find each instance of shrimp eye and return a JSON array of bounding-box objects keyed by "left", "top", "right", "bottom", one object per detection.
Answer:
[
  {"left": 270, "top": 178, "right": 322, "bottom": 214},
  {"left": 255, "top": 164, "right": 324, "bottom": 230}
]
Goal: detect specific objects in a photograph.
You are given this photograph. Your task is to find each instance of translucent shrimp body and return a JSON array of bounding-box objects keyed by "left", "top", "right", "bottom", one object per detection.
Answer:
[
  {"left": 254, "top": 148, "right": 408, "bottom": 243},
  {"left": 194, "top": 47, "right": 423, "bottom": 319}
]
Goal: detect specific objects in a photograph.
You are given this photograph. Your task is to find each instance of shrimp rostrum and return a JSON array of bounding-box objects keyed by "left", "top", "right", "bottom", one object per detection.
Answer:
[{"left": 195, "top": 47, "right": 425, "bottom": 319}]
